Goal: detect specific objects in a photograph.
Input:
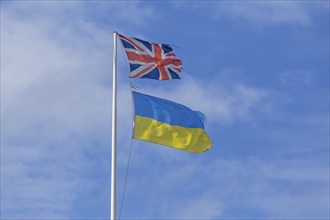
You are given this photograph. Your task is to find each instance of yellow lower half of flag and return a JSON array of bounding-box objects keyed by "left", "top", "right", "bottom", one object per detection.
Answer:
[{"left": 133, "top": 115, "right": 212, "bottom": 153}]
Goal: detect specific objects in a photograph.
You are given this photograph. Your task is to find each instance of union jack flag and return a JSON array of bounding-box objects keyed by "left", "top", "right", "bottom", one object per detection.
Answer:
[{"left": 118, "top": 34, "right": 183, "bottom": 80}]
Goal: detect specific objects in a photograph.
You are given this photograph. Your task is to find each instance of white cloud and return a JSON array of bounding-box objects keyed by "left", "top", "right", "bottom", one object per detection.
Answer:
[
  {"left": 137, "top": 74, "right": 271, "bottom": 125},
  {"left": 0, "top": 1, "right": 157, "bottom": 219},
  {"left": 172, "top": 194, "right": 224, "bottom": 219},
  {"left": 215, "top": 2, "right": 311, "bottom": 26},
  {"left": 119, "top": 152, "right": 329, "bottom": 219},
  {"left": 2, "top": 144, "right": 88, "bottom": 218},
  {"left": 173, "top": 1, "right": 328, "bottom": 27},
  {"left": 279, "top": 70, "right": 314, "bottom": 87}
]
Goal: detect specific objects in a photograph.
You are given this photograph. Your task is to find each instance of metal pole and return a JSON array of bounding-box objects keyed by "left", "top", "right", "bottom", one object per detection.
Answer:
[{"left": 111, "top": 31, "right": 118, "bottom": 220}]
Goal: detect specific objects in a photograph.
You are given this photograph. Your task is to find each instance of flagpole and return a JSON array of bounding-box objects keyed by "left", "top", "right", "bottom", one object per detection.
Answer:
[{"left": 111, "top": 31, "right": 118, "bottom": 220}]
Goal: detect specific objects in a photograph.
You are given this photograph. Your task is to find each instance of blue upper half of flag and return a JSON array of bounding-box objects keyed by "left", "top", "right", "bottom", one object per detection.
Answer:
[{"left": 133, "top": 91, "right": 206, "bottom": 129}]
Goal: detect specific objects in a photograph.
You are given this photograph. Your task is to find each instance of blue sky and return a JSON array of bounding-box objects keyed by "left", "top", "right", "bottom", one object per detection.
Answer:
[{"left": 1, "top": 1, "right": 329, "bottom": 219}]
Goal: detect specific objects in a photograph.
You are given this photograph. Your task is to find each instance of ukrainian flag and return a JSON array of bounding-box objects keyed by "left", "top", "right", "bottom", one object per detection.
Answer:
[{"left": 133, "top": 92, "right": 212, "bottom": 153}]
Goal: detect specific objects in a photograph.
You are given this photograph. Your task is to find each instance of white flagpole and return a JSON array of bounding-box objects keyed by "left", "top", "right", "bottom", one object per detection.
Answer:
[{"left": 111, "top": 31, "right": 118, "bottom": 220}]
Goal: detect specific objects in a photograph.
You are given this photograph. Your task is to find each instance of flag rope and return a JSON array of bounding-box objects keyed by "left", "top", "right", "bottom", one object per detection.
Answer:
[
  {"left": 118, "top": 137, "right": 134, "bottom": 220},
  {"left": 117, "top": 36, "right": 137, "bottom": 219}
]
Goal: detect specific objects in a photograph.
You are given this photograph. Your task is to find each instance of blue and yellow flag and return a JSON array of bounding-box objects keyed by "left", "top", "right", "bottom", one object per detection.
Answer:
[{"left": 133, "top": 92, "right": 212, "bottom": 153}]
